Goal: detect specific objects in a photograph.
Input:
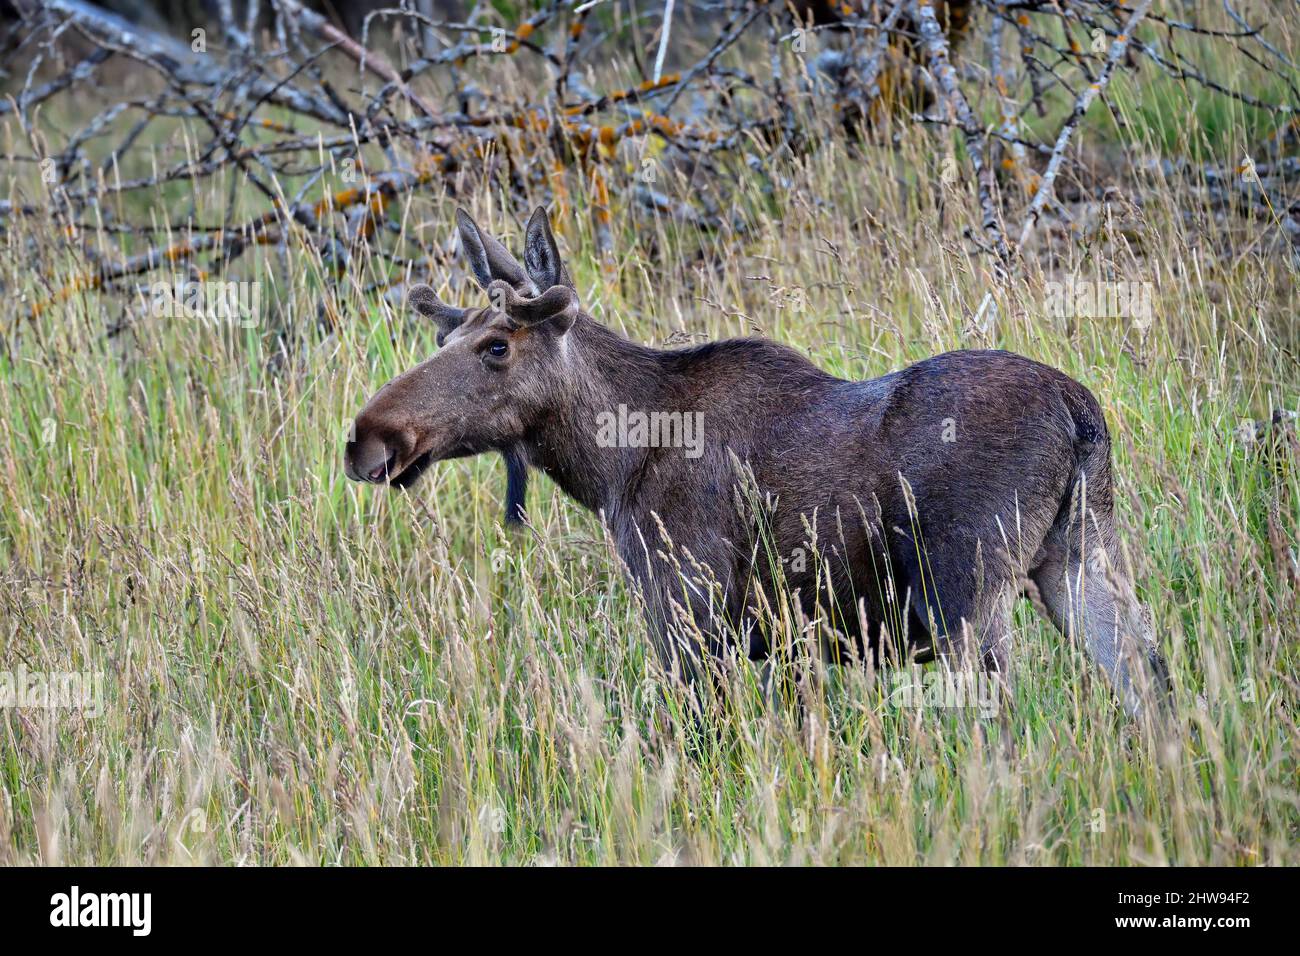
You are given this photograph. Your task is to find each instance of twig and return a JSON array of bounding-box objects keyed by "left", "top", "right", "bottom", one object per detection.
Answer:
[
  {"left": 911, "top": 1, "right": 1009, "bottom": 264},
  {"left": 1015, "top": 0, "right": 1155, "bottom": 252}
]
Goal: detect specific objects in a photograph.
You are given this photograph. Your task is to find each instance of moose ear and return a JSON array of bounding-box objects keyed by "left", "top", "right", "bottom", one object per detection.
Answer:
[
  {"left": 408, "top": 284, "right": 466, "bottom": 344},
  {"left": 488, "top": 280, "right": 578, "bottom": 334},
  {"left": 524, "top": 206, "right": 575, "bottom": 292},
  {"left": 455, "top": 208, "right": 538, "bottom": 295}
]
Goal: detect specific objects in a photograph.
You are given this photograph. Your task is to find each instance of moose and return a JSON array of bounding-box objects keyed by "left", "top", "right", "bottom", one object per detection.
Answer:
[{"left": 345, "top": 207, "right": 1169, "bottom": 715}]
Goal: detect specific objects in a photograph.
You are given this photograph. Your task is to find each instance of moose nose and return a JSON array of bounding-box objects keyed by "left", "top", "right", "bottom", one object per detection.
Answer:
[
  {"left": 344, "top": 432, "right": 400, "bottom": 483},
  {"left": 371, "top": 456, "right": 396, "bottom": 482},
  {"left": 364, "top": 450, "right": 396, "bottom": 482}
]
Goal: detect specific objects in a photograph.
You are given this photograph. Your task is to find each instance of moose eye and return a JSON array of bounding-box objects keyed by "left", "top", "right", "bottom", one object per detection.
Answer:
[{"left": 487, "top": 339, "right": 509, "bottom": 359}]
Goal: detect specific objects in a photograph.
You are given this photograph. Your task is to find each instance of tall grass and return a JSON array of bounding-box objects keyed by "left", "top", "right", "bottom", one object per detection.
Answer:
[{"left": 1, "top": 23, "right": 1297, "bottom": 865}]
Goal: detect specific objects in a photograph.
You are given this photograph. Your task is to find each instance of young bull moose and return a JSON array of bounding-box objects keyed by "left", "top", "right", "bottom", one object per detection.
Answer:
[{"left": 345, "top": 207, "right": 1169, "bottom": 715}]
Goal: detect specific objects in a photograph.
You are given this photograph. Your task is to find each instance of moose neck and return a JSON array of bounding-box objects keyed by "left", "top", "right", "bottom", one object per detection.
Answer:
[{"left": 522, "top": 317, "right": 673, "bottom": 516}]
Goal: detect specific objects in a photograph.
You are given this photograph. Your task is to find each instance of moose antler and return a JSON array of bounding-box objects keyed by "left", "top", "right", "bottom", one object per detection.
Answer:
[
  {"left": 487, "top": 280, "right": 579, "bottom": 332},
  {"left": 408, "top": 284, "right": 472, "bottom": 346}
]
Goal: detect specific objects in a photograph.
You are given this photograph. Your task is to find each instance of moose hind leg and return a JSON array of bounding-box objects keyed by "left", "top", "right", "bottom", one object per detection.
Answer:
[{"left": 1030, "top": 525, "right": 1168, "bottom": 716}]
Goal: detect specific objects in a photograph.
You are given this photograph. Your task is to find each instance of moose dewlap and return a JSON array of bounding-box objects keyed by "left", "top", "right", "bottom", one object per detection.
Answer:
[{"left": 345, "top": 206, "right": 1169, "bottom": 716}]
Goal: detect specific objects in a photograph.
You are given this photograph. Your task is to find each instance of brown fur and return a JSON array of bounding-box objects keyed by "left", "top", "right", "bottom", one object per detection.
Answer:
[{"left": 346, "top": 207, "right": 1169, "bottom": 715}]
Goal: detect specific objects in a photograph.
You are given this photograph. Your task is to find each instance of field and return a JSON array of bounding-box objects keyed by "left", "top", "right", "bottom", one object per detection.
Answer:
[{"left": 1, "top": 3, "right": 1298, "bottom": 865}]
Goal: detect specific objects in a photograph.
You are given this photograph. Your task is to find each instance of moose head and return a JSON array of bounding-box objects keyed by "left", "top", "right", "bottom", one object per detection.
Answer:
[{"left": 344, "top": 207, "right": 579, "bottom": 498}]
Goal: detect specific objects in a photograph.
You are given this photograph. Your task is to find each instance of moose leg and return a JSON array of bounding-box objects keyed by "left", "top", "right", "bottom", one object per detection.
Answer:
[
  {"left": 904, "top": 556, "right": 1012, "bottom": 678},
  {"left": 640, "top": 582, "right": 707, "bottom": 690},
  {"left": 619, "top": 510, "right": 754, "bottom": 726},
  {"left": 977, "top": 586, "right": 1014, "bottom": 681},
  {"left": 1029, "top": 515, "right": 1169, "bottom": 716},
  {"left": 637, "top": 561, "right": 751, "bottom": 719}
]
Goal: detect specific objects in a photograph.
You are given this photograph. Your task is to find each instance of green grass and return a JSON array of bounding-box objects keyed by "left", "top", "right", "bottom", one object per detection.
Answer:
[{"left": 1, "top": 11, "right": 1298, "bottom": 865}]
